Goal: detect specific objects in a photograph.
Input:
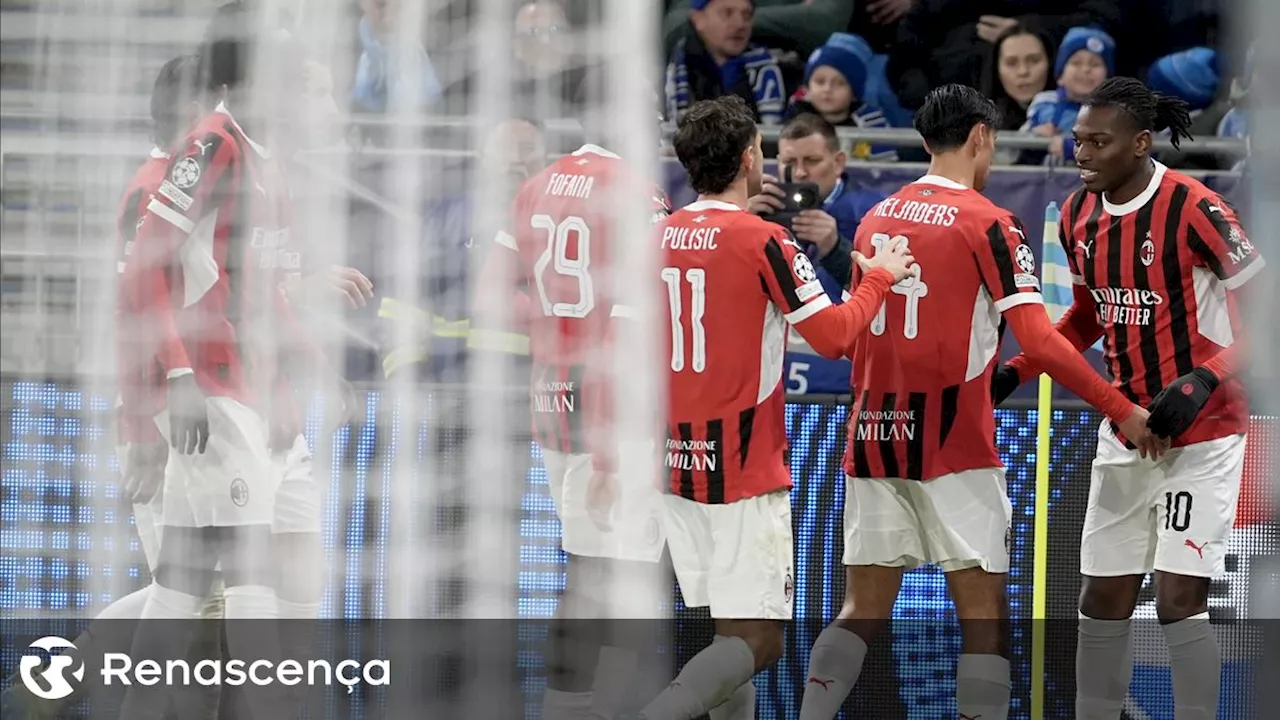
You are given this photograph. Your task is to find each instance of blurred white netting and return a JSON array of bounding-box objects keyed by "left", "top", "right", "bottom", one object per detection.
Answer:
[{"left": 0, "top": 0, "right": 663, "bottom": 636}]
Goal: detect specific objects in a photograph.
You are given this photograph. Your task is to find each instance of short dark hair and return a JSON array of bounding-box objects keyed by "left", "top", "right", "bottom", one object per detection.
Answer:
[
  {"left": 199, "top": 1, "right": 300, "bottom": 92},
  {"left": 913, "top": 84, "right": 1002, "bottom": 153},
  {"left": 1086, "top": 76, "right": 1194, "bottom": 150},
  {"left": 151, "top": 55, "right": 201, "bottom": 148},
  {"left": 779, "top": 113, "right": 841, "bottom": 152},
  {"left": 672, "top": 96, "right": 758, "bottom": 195}
]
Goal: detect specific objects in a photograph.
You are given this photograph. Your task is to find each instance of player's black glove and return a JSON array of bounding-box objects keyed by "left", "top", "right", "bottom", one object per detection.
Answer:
[
  {"left": 991, "top": 365, "right": 1021, "bottom": 406},
  {"left": 1146, "top": 367, "right": 1219, "bottom": 439}
]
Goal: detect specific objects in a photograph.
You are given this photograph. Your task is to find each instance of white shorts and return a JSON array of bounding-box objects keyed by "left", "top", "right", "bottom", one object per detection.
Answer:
[
  {"left": 663, "top": 490, "right": 794, "bottom": 621},
  {"left": 158, "top": 397, "right": 279, "bottom": 529},
  {"left": 271, "top": 434, "right": 322, "bottom": 535},
  {"left": 842, "top": 468, "right": 1012, "bottom": 574},
  {"left": 543, "top": 440, "right": 666, "bottom": 563},
  {"left": 1081, "top": 423, "right": 1245, "bottom": 578}
]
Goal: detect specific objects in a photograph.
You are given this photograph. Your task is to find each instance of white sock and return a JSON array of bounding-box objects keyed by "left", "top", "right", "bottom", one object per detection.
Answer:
[
  {"left": 222, "top": 585, "right": 291, "bottom": 720},
  {"left": 708, "top": 681, "right": 755, "bottom": 720},
  {"left": 1076, "top": 614, "right": 1133, "bottom": 719},
  {"left": 1162, "top": 612, "right": 1221, "bottom": 720},
  {"left": 799, "top": 625, "right": 867, "bottom": 720},
  {"left": 956, "top": 653, "right": 1010, "bottom": 720},
  {"left": 639, "top": 635, "right": 755, "bottom": 720},
  {"left": 590, "top": 645, "right": 638, "bottom": 719},
  {"left": 118, "top": 584, "right": 204, "bottom": 720},
  {"left": 543, "top": 688, "right": 594, "bottom": 720},
  {"left": 95, "top": 585, "right": 151, "bottom": 620}
]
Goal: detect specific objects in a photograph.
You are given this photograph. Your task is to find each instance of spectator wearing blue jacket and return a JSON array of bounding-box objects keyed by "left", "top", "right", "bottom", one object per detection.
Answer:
[
  {"left": 665, "top": 0, "right": 787, "bottom": 124},
  {"left": 747, "top": 113, "right": 885, "bottom": 299},
  {"left": 785, "top": 32, "right": 910, "bottom": 161},
  {"left": 1020, "top": 26, "right": 1114, "bottom": 163},
  {"left": 350, "top": 0, "right": 443, "bottom": 114}
]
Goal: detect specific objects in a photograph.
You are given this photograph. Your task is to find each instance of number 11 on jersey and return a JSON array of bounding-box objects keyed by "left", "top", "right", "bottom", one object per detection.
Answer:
[{"left": 662, "top": 267, "right": 707, "bottom": 373}]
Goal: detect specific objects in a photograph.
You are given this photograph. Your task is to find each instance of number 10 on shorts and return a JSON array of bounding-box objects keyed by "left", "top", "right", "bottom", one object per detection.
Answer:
[{"left": 1163, "top": 490, "right": 1192, "bottom": 532}]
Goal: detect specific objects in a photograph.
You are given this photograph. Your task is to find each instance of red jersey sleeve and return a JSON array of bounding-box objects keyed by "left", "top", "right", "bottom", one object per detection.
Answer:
[
  {"left": 129, "top": 132, "right": 241, "bottom": 376},
  {"left": 1184, "top": 195, "right": 1265, "bottom": 291},
  {"left": 756, "top": 225, "right": 834, "bottom": 322},
  {"left": 970, "top": 213, "right": 1045, "bottom": 313}
]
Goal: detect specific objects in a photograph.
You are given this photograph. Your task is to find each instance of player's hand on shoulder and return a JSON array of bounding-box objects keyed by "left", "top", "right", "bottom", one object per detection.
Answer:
[
  {"left": 748, "top": 173, "right": 785, "bottom": 215},
  {"left": 853, "top": 234, "right": 916, "bottom": 283},
  {"left": 327, "top": 265, "right": 375, "bottom": 308},
  {"left": 166, "top": 374, "right": 209, "bottom": 455},
  {"left": 586, "top": 470, "right": 619, "bottom": 532},
  {"left": 122, "top": 441, "right": 167, "bottom": 504},
  {"left": 1118, "top": 405, "right": 1168, "bottom": 460}
]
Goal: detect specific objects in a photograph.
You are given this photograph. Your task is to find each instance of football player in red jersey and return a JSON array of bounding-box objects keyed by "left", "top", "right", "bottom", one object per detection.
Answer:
[
  {"left": 117, "top": 5, "right": 332, "bottom": 719},
  {"left": 470, "top": 121, "right": 674, "bottom": 719},
  {"left": 798, "top": 85, "right": 1156, "bottom": 720},
  {"left": 992, "top": 77, "right": 1265, "bottom": 720},
  {"left": 638, "top": 95, "right": 914, "bottom": 720}
]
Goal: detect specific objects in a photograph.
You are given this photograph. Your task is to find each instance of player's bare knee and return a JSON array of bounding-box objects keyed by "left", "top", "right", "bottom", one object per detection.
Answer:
[
  {"left": 1154, "top": 573, "right": 1209, "bottom": 621},
  {"left": 1079, "top": 575, "right": 1142, "bottom": 620}
]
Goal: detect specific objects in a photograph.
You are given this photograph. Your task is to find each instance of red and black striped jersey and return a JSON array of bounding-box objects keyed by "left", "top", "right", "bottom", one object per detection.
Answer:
[
  {"left": 1060, "top": 162, "right": 1263, "bottom": 446},
  {"left": 115, "top": 149, "right": 170, "bottom": 444},
  {"left": 660, "top": 201, "right": 834, "bottom": 503},
  {"left": 475, "top": 145, "right": 669, "bottom": 462},
  {"left": 843, "top": 176, "right": 1044, "bottom": 481},
  {"left": 125, "top": 102, "right": 304, "bottom": 424}
]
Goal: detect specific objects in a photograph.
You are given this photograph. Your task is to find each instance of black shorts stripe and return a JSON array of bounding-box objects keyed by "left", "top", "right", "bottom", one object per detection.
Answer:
[
  {"left": 984, "top": 220, "right": 1020, "bottom": 299},
  {"left": 905, "top": 391, "right": 927, "bottom": 481},
  {"left": 877, "top": 392, "right": 900, "bottom": 479},
  {"left": 705, "top": 418, "right": 726, "bottom": 504},
  {"left": 851, "top": 390, "right": 872, "bottom": 478},
  {"left": 565, "top": 364, "right": 586, "bottom": 453},
  {"left": 1162, "top": 185, "right": 1195, "bottom": 377},
  {"left": 1130, "top": 201, "right": 1165, "bottom": 400},
  {"left": 762, "top": 236, "right": 804, "bottom": 313},
  {"left": 938, "top": 384, "right": 960, "bottom": 448},
  {"left": 119, "top": 188, "right": 145, "bottom": 247},
  {"left": 737, "top": 405, "right": 755, "bottom": 469},
  {"left": 677, "top": 422, "right": 695, "bottom": 500},
  {"left": 1104, "top": 213, "right": 1138, "bottom": 402}
]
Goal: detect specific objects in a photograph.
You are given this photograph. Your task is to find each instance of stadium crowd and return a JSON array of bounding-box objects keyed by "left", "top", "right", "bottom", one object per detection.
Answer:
[{"left": 338, "top": 0, "right": 1250, "bottom": 169}]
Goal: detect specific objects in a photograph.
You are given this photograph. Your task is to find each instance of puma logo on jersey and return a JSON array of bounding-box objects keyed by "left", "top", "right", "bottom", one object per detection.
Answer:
[
  {"left": 807, "top": 677, "right": 833, "bottom": 690},
  {"left": 1207, "top": 204, "right": 1223, "bottom": 214},
  {"left": 1078, "top": 238, "right": 1095, "bottom": 258},
  {"left": 1008, "top": 225, "right": 1025, "bottom": 240},
  {"left": 192, "top": 139, "right": 214, "bottom": 156}
]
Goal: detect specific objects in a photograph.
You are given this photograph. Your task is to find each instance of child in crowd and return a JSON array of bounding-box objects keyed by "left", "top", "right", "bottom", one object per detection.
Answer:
[
  {"left": 1021, "top": 26, "right": 1115, "bottom": 163},
  {"left": 785, "top": 32, "right": 907, "bottom": 162}
]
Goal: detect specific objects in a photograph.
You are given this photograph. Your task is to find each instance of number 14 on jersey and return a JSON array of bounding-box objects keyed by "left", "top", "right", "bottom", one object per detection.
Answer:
[{"left": 867, "top": 232, "right": 928, "bottom": 340}]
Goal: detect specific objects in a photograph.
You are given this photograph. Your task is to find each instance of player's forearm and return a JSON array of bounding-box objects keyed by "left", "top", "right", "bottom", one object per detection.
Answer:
[
  {"left": 1006, "top": 305, "right": 1133, "bottom": 423},
  {"left": 1006, "top": 290, "right": 1102, "bottom": 380},
  {"left": 795, "top": 267, "right": 894, "bottom": 359}
]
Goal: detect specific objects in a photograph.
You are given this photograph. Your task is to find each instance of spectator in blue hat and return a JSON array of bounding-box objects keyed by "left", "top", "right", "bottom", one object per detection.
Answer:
[
  {"left": 1146, "top": 47, "right": 1219, "bottom": 113},
  {"left": 785, "top": 32, "right": 905, "bottom": 161},
  {"left": 1021, "top": 26, "right": 1114, "bottom": 162},
  {"left": 664, "top": 0, "right": 787, "bottom": 124}
]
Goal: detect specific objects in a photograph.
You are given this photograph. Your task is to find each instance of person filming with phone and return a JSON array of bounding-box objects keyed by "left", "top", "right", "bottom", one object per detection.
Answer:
[{"left": 748, "top": 112, "right": 886, "bottom": 300}]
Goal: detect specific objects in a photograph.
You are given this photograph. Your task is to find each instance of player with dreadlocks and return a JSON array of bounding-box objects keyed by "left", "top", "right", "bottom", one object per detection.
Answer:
[{"left": 993, "top": 76, "right": 1265, "bottom": 719}]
